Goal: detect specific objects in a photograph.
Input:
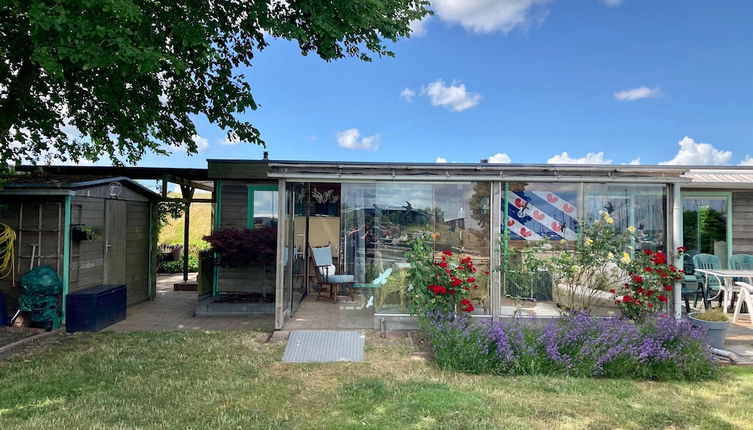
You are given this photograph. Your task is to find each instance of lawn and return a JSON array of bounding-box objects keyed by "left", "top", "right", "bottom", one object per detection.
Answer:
[{"left": 1, "top": 331, "right": 752, "bottom": 430}]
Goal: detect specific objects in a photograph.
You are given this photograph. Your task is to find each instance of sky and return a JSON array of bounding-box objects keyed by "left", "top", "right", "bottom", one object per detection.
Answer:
[{"left": 136, "top": 0, "right": 753, "bottom": 169}]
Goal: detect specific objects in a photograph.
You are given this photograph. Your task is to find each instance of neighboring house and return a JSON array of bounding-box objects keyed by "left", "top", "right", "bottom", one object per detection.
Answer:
[{"left": 0, "top": 175, "right": 159, "bottom": 321}]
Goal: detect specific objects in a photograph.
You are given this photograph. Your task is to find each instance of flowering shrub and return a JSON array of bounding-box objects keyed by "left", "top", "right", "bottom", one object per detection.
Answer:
[
  {"left": 203, "top": 226, "right": 277, "bottom": 267},
  {"left": 406, "top": 234, "right": 487, "bottom": 318},
  {"left": 425, "top": 312, "right": 717, "bottom": 380},
  {"left": 613, "top": 247, "right": 686, "bottom": 321}
]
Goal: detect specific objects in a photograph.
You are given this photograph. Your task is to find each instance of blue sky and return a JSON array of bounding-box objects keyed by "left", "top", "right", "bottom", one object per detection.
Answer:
[{"left": 138, "top": 0, "right": 753, "bottom": 168}]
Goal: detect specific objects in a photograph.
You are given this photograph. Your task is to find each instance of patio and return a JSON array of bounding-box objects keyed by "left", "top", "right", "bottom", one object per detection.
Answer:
[{"left": 106, "top": 274, "right": 274, "bottom": 332}]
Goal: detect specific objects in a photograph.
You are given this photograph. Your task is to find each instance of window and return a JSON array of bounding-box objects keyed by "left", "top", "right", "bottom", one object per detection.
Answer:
[{"left": 247, "top": 186, "right": 278, "bottom": 229}]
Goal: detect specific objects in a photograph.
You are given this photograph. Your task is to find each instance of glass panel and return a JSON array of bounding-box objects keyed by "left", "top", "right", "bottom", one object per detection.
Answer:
[
  {"left": 252, "top": 190, "right": 278, "bottom": 228},
  {"left": 342, "top": 182, "right": 491, "bottom": 315},
  {"left": 500, "top": 183, "right": 667, "bottom": 317},
  {"left": 503, "top": 183, "right": 579, "bottom": 317},
  {"left": 683, "top": 196, "right": 728, "bottom": 268},
  {"left": 287, "top": 183, "right": 308, "bottom": 314}
]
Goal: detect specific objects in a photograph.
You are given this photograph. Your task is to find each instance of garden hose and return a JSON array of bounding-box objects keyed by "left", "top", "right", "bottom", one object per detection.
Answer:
[{"left": 0, "top": 223, "right": 16, "bottom": 285}]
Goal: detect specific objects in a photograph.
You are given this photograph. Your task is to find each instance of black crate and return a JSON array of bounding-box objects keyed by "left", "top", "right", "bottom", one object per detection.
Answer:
[{"left": 65, "top": 284, "right": 126, "bottom": 333}]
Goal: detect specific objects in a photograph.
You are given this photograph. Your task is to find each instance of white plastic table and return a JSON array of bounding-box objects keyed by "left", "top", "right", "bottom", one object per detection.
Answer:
[{"left": 694, "top": 268, "right": 753, "bottom": 313}]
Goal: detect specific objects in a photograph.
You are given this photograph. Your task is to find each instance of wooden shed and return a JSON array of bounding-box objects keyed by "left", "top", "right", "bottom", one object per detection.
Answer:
[{"left": 0, "top": 175, "right": 159, "bottom": 322}]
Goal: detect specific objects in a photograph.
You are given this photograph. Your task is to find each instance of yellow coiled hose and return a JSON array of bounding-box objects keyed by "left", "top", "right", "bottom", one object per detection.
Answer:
[{"left": 0, "top": 223, "right": 16, "bottom": 285}]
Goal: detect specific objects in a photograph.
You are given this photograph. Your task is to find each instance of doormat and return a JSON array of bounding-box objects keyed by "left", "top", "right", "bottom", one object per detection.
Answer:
[{"left": 282, "top": 330, "right": 365, "bottom": 363}]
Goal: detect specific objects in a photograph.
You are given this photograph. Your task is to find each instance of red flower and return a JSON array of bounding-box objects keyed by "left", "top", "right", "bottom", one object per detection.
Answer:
[
  {"left": 645, "top": 267, "right": 652, "bottom": 272},
  {"left": 623, "top": 295, "right": 632, "bottom": 303},
  {"left": 473, "top": 284, "right": 478, "bottom": 290},
  {"left": 652, "top": 252, "right": 667, "bottom": 265},
  {"left": 484, "top": 271, "right": 490, "bottom": 275},
  {"left": 677, "top": 246, "right": 687, "bottom": 253},
  {"left": 460, "top": 298, "right": 474, "bottom": 312},
  {"left": 428, "top": 285, "right": 447, "bottom": 294},
  {"left": 442, "top": 250, "right": 453, "bottom": 256},
  {"left": 642, "top": 249, "right": 653, "bottom": 256},
  {"left": 645, "top": 289, "right": 654, "bottom": 296},
  {"left": 467, "top": 277, "right": 476, "bottom": 283},
  {"left": 451, "top": 278, "right": 463, "bottom": 287},
  {"left": 658, "top": 295, "right": 668, "bottom": 302},
  {"left": 609, "top": 288, "right": 616, "bottom": 294},
  {"left": 664, "top": 285, "right": 673, "bottom": 291},
  {"left": 439, "top": 261, "right": 448, "bottom": 268},
  {"left": 472, "top": 267, "right": 477, "bottom": 273},
  {"left": 647, "top": 303, "right": 653, "bottom": 308},
  {"left": 631, "top": 275, "right": 644, "bottom": 284}
]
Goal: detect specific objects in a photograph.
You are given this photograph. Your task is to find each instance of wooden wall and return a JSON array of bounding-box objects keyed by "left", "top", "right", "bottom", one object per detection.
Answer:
[
  {"left": 732, "top": 191, "right": 753, "bottom": 255},
  {"left": 0, "top": 197, "right": 65, "bottom": 318},
  {"left": 216, "top": 180, "right": 277, "bottom": 294}
]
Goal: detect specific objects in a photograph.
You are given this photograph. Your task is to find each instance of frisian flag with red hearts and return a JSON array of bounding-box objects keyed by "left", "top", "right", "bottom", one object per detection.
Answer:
[{"left": 506, "top": 191, "right": 578, "bottom": 241}]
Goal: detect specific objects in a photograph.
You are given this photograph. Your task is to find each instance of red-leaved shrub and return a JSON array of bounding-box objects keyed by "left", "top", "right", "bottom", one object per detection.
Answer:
[{"left": 203, "top": 226, "right": 277, "bottom": 267}]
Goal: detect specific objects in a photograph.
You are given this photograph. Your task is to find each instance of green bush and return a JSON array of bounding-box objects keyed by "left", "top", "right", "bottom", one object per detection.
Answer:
[{"left": 158, "top": 253, "right": 199, "bottom": 273}]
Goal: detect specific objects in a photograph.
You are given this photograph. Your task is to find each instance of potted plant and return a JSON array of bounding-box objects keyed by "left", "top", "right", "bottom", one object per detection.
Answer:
[
  {"left": 688, "top": 308, "right": 731, "bottom": 349},
  {"left": 70, "top": 224, "right": 96, "bottom": 241}
]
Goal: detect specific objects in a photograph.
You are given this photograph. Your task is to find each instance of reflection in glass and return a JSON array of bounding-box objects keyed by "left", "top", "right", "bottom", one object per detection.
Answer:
[
  {"left": 253, "top": 190, "right": 278, "bottom": 228},
  {"left": 501, "top": 182, "right": 668, "bottom": 317},
  {"left": 341, "top": 182, "right": 491, "bottom": 315},
  {"left": 683, "top": 197, "right": 728, "bottom": 267}
]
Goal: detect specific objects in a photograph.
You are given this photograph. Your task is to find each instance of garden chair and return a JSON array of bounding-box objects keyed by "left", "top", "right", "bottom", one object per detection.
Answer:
[
  {"left": 692, "top": 253, "right": 723, "bottom": 309},
  {"left": 681, "top": 251, "right": 707, "bottom": 312},
  {"left": 310, "top": 243, "right": 355, "bottom": 304},
  {"left": 731, "top": 254, "right": 753, "bottom": 271},
  {"left": 730, "top": 254, "right": 753, "bottom": 313},
  {"left": 732, "top": 282, "right": 753, "bottom": 329}
]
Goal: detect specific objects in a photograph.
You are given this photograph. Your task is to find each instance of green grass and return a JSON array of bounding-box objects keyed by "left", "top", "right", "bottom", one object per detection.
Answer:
[
  {"left": 159, "top": 192, "right": 212, "bottom": 245},
  {"left": 1, "top": 331, "right": 752, "bottom": 429}
]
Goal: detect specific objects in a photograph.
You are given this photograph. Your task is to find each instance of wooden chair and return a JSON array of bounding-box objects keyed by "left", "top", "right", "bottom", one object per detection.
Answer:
[{"left": 310, "top": 244, "right": 355, "bottom": 303}]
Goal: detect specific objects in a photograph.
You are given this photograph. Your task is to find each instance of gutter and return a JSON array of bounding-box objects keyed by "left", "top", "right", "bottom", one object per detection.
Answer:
[{"left": 266, "top": 173, "right": 690, "bottom": 184}]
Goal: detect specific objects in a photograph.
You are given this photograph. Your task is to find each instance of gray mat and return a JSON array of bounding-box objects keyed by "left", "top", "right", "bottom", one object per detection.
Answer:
[{"left": 282, "top": 330, "right": 365, "bottom": 363}]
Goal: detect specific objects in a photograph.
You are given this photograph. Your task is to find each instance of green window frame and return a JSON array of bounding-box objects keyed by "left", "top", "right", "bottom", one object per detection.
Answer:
[
  {"left": 681, "top": 191, "right": 733, "bottom": 266},
  {"left": 247, "top": 185, "right": 278, "bottom": 229}
]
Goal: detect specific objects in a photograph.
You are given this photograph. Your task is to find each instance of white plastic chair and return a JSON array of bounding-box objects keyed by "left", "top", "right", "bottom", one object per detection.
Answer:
[{"left": 733, "top": 281, "right": 753, "bottom": 328}]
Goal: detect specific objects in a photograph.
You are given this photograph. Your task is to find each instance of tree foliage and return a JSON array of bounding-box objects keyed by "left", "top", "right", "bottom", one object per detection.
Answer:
[{"left": 0, "top": 0, "right": 430, "bottom": 167}]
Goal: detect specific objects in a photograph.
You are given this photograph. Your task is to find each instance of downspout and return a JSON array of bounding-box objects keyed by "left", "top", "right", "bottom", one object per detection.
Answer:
[
  {"left": 61, "top": 195, "right": 72, "bottom": 323},
  {"left": 672, "top": 183, "right": 683, "bottom": 320},
  {"left": 212, "top": 180, "right": 222, "bottom": 297}
]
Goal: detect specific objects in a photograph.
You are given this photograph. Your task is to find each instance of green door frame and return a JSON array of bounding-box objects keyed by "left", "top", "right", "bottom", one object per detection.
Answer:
[{"left": 680, "top": 191, "right": 733, "bottom": 267}]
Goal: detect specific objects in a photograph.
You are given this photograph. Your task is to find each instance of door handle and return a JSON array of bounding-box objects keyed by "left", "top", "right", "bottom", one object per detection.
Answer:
[{"left": 105, "top": 241, "right": 112, "bottom": 254}]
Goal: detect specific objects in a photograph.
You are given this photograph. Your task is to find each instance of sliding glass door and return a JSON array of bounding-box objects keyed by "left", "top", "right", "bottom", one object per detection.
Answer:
[{"left": 682, "top": 193, "right": 731, "bottom": 268}]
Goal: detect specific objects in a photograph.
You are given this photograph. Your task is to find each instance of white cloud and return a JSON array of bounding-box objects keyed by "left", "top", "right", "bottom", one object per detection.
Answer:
[
  {"left": 422, "top": 79, "right": 482, "bottom": 112},
  {"left": 740, "top": 155, "right": 753, "bottom": 166},
  {"left": 614, "top": 86, "right": 662, "bottom": 101},
  {"left": 547, "top": 151, "right": 612, "bottom": 164},
  {"left": 170, "top": 134, "right": 210, "bottom": 153},
  {"left": 628, "top": 157, "right": 641, "bottom": 165},
  {"left": 192, "top": 135, "right": 210, "bottom": 152},
  {"left": 488, "top": 153, "right": 512, "bottom": 163},
  {"left": 601, "top": 0, "right": 623, "bottom": 6},
  {"left": 218, "top": 136, "right": 241, "bottom": 146},
  {"left": 659, "top": 136, "right": 732, "bottom": 165},
  {"left": 432, "top": 0, "right": 549, "bottom": 34},
  {"left": 436, "top": 157, "right": 448, "bottom": 163},
  {"left": 401, "top": 88, "right": 417, "bottom": 102},
  {"left": 336, "top": 128, "right": 380, "bottom": 150},
  {"left": 409, "top": 17, "right": 431, "bottom": 37}
]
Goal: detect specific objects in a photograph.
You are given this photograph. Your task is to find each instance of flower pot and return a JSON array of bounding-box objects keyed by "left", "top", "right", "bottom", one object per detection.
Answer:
[{"left": 688, "top": 312, "right": 730, "bottom": 350}]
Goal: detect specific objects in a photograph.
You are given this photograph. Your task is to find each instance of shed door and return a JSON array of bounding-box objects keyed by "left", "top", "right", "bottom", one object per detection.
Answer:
[{"left": 105, "top": 200, "right": 127, "bottom": 285}]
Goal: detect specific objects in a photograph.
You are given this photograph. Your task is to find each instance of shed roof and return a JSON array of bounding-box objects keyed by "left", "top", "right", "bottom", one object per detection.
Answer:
[
  {"left": 683, "top": 169, "right": 753, "bottom": 189},
  {"left": 0, "top": 174, "right": 160, "bottom": 198}
]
